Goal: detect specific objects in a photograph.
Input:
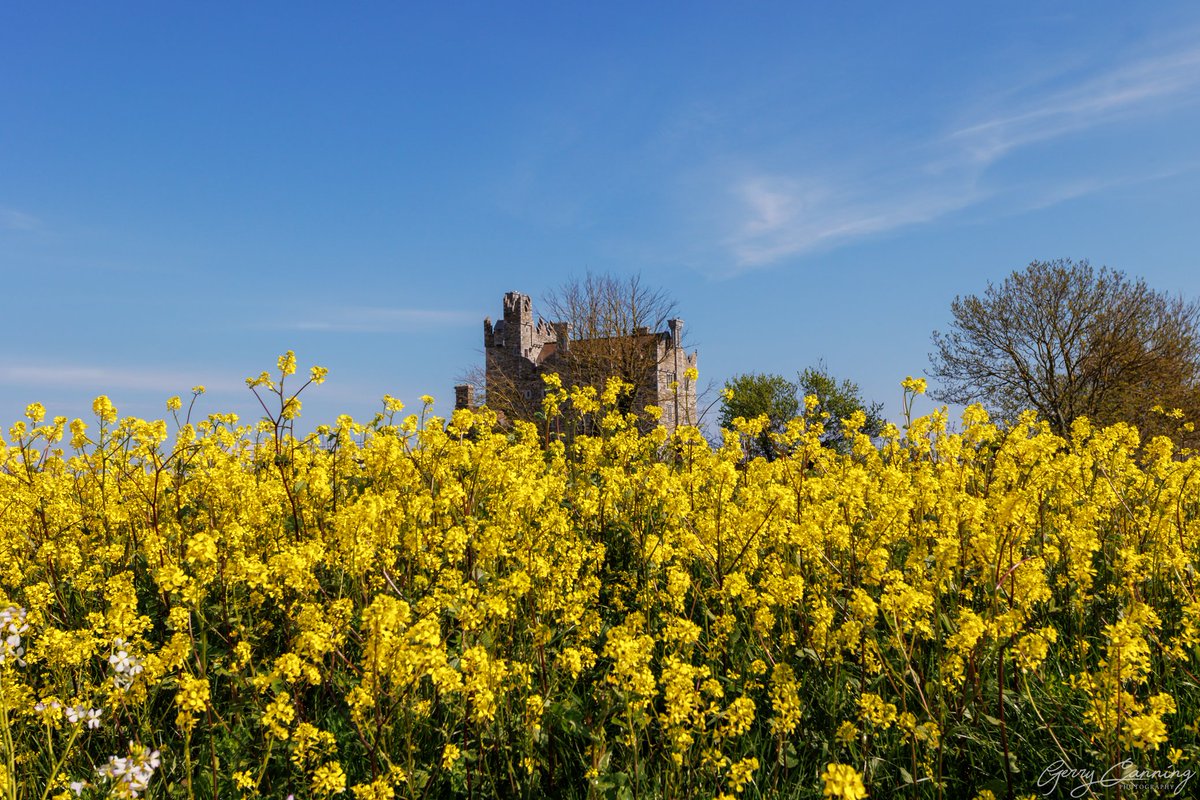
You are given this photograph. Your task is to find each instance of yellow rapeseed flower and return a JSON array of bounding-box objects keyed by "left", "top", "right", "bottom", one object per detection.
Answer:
[{"left": 822, "top": 762, "right": 867, "bottom": 799}]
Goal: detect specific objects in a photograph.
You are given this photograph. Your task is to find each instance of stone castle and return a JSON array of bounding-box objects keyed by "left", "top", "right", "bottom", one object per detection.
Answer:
[{"left": 455, "top": 291, "right": 698, "bottom": 431}]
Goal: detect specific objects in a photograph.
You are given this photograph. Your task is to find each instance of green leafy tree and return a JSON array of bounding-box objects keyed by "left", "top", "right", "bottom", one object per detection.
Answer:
[
  {"left": 718, "top": 373, "right": 799, "bottom": 459},
  {"left": 719, "top": 366, "right": 884, "bottom": 458},
  {"left": 797, "top": 362, "right": 886, "bottom": 453},
  {"left": 930, "top": 259, "right": 1200, "bottom": 439}
]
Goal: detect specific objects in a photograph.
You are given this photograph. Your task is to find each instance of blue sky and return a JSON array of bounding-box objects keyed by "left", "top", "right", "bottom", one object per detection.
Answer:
[{"left": 4, "top": 2, "right": 1200, "bottom": 430}]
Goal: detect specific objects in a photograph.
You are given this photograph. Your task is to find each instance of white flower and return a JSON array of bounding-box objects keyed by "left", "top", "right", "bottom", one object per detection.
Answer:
[
  {"left": 97, "top": 743, "right": 161, "bottom": 798},
  {"left": 0, "top": 632, "right": 26, "bottom": 667},
  {"left": 109, "top": 649, "right": 133, "bottom": 674},
  {"left": 109, "top": 643, "right": 143, "bottom": 688},
  {"left": 0, "top": 606, "right": 29, "bottom": 636},
  {"left": 86, "top": 708, "right": 103, "bottom": 729},
  {"left": 67, "top": 705, "right": 85, "bottom": 724},
  {"left": 34, "top": 699, "right": 62, "bottom": 716},
  {"left": 69, "top": 781, "right": 86, "bottom": 797},
  {"left": 97, "top": 755, "right": 128, "bottom": 779}
]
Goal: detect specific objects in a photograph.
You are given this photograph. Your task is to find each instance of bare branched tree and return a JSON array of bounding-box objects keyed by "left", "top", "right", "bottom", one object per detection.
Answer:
[
  {"left": 930, "top": 259, "right": 1200, "bottom": 439},
  {"left": 541, "top": 273, "right": 683, "bottom": 415},
  {"left": 542, "top": 273, "right": 678, "bottom": 342}
]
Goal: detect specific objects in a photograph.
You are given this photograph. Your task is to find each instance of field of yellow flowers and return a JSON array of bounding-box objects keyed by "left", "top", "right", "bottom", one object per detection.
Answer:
[{"left": 2, "top": 353, "right": 1199, "bottom": 800}]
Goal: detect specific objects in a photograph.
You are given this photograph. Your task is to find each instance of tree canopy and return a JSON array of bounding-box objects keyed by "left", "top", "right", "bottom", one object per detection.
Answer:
[
  {"left": 929, "top": 259, "right": 1200, "bottom": 439},
  {"left": 718, "top": 373, "right": 800, "bottom": 459},
  {"left": 797, "top": 363, "right": 885, "bottom": 453},
  {"left": 719, "top": 364, "right": 883, "bottom": 458}
]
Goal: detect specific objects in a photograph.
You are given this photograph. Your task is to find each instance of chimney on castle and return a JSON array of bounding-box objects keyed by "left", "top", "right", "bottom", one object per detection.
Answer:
[
  {"left": 552, "top": 321, "right": 571, "bottom": 354},
  {"left": 454, "top": 384, "right": 475, "bottom": 410},
  {"left": 668, "top": 318, "right": 683, "bottom": 347}
]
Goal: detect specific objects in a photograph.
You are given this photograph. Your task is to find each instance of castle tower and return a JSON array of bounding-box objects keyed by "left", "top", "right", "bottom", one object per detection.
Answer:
[{"left": 502, "top": 291, "right": 534, "bottom": 357}]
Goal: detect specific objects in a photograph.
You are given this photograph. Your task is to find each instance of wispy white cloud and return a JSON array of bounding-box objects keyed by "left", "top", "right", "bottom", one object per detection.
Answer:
[
  {"left": 948, "top": 45, "right": 1200, "bottom": 166},
  {"left": 728, "top": 177, "right": 982, "bottom": 268},
  {"left": 722, "top": 36, "right": 1200, "bottom": 271},
  {"left": 268, "top": 306, "right": 476, "bottom": 333},
  {"left": 0, "top": 208, "right": 40, "bottom": 231},
  {"left": 1017, "top": 161, "right": 1200, "bottom": 213}
]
